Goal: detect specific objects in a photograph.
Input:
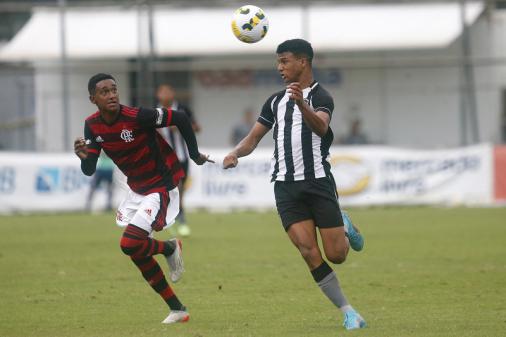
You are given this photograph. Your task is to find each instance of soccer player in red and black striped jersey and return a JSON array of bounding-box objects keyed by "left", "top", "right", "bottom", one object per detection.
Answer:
[{"left": 74, "top": 73, "right": 213, "bottom": 324}]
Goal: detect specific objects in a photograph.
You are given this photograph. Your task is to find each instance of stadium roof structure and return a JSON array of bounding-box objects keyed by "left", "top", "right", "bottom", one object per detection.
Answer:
[{"left": 0, "top": 1, "right": 485, "bottom": 61}]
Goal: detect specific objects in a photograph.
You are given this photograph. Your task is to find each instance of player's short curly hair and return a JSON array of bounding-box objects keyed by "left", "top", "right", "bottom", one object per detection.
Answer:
[
  {"left": 88, "top": 73, "right": 116, "bottom": 95},
  {"left": 276, "top": 39, "right": 314, "bottom": 65}
]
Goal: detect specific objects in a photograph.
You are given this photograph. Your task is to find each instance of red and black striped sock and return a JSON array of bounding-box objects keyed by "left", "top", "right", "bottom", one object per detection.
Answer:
[
  {"left": 119, "top": 224, "right": 182, "bottom": 311},
  {"left": 131, "top": 256, "right": 184, "bottom": 311},
  {"left": 120, "top": 224, "right": 175, "bottom": 258}
]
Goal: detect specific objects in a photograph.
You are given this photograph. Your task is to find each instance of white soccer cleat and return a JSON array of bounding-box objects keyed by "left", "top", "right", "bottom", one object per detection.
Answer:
[
  {"left": 165, "top": 238, "right": 184, "bottom": 283},
  {"left": 161, "top": 309, "right": 190, "bottom": 324}
]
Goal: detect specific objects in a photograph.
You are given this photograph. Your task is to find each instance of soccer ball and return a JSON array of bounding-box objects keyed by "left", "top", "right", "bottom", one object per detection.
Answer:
[{"left": 231, "top": 5, "right": 269, "bottom": 43}]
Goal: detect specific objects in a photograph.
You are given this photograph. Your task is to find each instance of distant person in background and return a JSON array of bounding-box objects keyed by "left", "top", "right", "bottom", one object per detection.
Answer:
[
  {"left": 156, "top": 84, "right": 201, "bottom": 237},
  {"left": 230, "top": 108, "right": 256, "bottom": 146},
  {"left": 86, "top": 152, "right": 114, "bottom": 211},
  {"left": 342, "top": 119, "right": 368, "bottom": 145}
]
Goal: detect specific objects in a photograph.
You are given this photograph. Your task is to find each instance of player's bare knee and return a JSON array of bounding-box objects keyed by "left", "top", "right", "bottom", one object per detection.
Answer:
[
  {"left": 326, "top": 250, "right": 347, "bottom": 264},
  {"left": 299, "top": 245, "right": 320, "bottom": 264}
]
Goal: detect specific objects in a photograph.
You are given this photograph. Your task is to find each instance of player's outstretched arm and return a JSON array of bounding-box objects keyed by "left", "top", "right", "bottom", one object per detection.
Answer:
[
  {"left": 223, "top": 122, "right": 269, "bottom": 169},
  {"left": 171, "top": 110, "right": 214, "bottom": 165}
]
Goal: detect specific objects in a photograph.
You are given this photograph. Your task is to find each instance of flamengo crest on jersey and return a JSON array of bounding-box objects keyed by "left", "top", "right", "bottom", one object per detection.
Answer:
[{"left": 120, "top": 129, "right": 134, "bottom": 142}]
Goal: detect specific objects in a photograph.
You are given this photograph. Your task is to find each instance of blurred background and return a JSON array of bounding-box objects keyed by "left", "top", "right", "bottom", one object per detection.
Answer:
[{"left": 0, "top": 0, "right": 505, "bottom": 211}]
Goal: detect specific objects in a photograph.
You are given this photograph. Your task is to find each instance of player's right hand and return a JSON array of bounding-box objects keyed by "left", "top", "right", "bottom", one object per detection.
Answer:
[
  {"left": 74, "top": 137, "right": 88, "bottom": 159},
  {"left": 193, "top": 153, "right": 214, "bottom": 165},
  {"left": 223, "top": 153, "right": 238, "bottom": 169}
]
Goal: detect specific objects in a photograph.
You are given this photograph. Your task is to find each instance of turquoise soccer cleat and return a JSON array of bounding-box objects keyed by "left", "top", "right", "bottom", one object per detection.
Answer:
[
  {"left": 341, "top": 211, "right": 364, "bottom": 252},
  {"left": 343, "top": 309, "right": 367, "bottom": 330}
]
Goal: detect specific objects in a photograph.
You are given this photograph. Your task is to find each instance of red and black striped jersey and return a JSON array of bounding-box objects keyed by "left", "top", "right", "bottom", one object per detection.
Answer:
[{"left": 84, "top": 105, "right": 184, "bottom": 195}]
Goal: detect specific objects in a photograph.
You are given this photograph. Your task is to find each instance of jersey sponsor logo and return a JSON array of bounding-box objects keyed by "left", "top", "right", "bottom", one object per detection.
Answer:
[
  {"left": 120, "top": 129, "right": 134, "bottom": 143},
  {"left": 156, "top": 108, "right": 164, "bottom": 126},
  {"left": 95, "top": 136, "right": 104, "bottom": 143}
]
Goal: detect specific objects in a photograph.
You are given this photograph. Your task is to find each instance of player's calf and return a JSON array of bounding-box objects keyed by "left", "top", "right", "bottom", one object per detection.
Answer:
[
  {"left": 120, "top": 224, "right": 175, "bottom": 258},
  {"left": 320, "top": 227, "right": 349, "bottom": 265},
  {"left": 321, "top": 237, "right": 348, "bottom": 264}
]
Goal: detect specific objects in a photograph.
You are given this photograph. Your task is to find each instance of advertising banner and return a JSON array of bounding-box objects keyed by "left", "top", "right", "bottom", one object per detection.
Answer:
[
  {"left": 185, "top": 144, "right": 494, "bottom": 209},
  {"left": 328, "top": 144, "right": 493, "bottom": 206},
  {"left": 0, "top": 153, "right": 111, "bottom": 213},
  {"left": 0, "top": 144, "right": 495, "bottom": 213}
]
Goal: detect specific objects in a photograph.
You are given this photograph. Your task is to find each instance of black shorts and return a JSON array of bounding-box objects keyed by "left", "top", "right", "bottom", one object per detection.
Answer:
[{"left": 274, "top": 176, "right": 344, "bottom": 231}]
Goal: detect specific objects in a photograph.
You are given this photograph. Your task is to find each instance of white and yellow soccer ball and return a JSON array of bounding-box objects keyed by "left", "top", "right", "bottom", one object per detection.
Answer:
[{"left": 231, "top": 5, "right": 269, "bottom": 43}]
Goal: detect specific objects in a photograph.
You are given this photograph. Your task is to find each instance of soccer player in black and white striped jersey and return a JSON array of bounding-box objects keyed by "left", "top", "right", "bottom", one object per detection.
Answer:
[{"left": 223, "top": 39, "right": 367, "bottom": 330}]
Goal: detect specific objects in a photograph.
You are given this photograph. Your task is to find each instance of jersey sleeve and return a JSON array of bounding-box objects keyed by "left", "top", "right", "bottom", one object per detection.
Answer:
[
  {"left": 81, "top": 122, "right": 100, "bottom": 176},
  {"left": 257, "top": 94, "right": 276, "bottom": 129},
  {"left": 180, "top": 104, "right": 196, "bottom": 123},
  {"left": 84, "top": 122, "right": 101, "bottom": 157},
  {"left": 137, "top": 107, "right": 173, "bottom": 129},
  {"left": 311, "top": 89, "right": 334, "bottom": 118},
  {"left": 169, "top": 110, "right": 200, "bottom": 160}
]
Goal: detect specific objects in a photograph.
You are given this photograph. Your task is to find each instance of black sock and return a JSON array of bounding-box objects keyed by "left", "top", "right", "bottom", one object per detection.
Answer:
[{"left": 310, "top": 261, "right": 333, "bottom": 283}]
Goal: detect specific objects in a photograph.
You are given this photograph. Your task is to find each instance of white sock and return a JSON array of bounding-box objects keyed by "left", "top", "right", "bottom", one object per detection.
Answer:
[{"left": 340, "top": 304, "right": 353, "bottom": 313}]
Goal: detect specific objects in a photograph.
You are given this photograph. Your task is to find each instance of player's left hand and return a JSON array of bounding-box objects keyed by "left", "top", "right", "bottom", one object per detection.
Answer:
[
  {"left": 287, "top": 82, "right": 304, "bottom": 107},
  {"left": 193, "top": 153, "right": 214, "bottom": 165},
  {"left": 74, "top": 137, "right": 89, "bottom": 159}
]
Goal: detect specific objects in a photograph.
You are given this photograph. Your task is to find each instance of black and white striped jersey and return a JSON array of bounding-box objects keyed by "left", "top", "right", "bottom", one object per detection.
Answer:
[{"left": 257, "top": 81, "right": 334, "bottom": 182}]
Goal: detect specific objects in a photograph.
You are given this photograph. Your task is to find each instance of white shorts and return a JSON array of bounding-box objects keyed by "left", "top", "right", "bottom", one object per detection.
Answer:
[{"left": 115, "top": 187, "right": 180, "bottom": 233}]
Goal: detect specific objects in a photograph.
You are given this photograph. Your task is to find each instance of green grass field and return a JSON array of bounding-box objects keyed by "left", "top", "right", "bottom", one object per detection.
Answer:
[{"left": 0, "top": 207, "right": 505, "bottom": 337}]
